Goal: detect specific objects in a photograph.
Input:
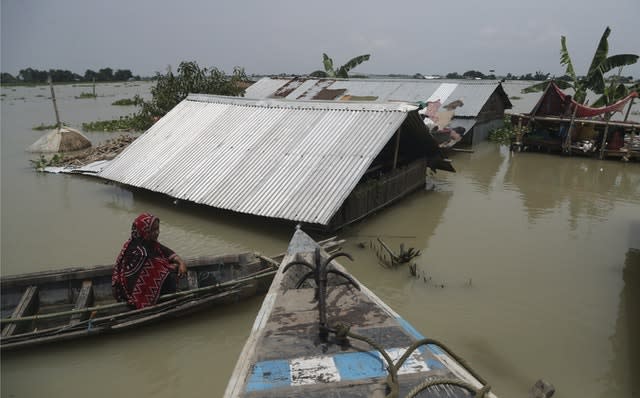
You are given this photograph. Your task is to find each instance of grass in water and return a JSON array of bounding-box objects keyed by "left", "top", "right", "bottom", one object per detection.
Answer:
[
  {"left": 76, "top": 92, "right": 97, "bottom": 99},
  {"left": 33, "top": 123, "right": 59, "bottom": 131},
  {"left": 112, "top": 98, "right": 137, "bottom": 106}
]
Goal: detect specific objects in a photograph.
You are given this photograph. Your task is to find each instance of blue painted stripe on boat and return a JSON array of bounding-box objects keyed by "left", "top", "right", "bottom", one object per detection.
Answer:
[
  {"left": 427, "top": 358, "right": 445, "bottom": 369},
  {"left": 246, "top": 345, "right": 440, "bottom": 391},
  {"left": 427, "top": 343, "right": 445, "bottom": 356},
  {"left": 333, "top": 350, "right": 387, "bottom": 380},
  {"left": 395, "top": 317, "right": 448, "bottom": 370},
  {"left": 396, "top": 316, "right": 425, "bottom": 340},
  {"left": 246, "top": 359, "right": 291, "bottom": 392}
]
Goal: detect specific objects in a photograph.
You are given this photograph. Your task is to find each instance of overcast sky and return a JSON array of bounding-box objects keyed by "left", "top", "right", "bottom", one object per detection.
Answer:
[{"left": 2, "top": 0, "right": 639, "bottom": 78}]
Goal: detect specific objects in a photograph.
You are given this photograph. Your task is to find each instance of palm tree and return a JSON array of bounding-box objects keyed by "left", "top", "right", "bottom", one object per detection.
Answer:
[
  {"left": 522, "top": 27, "right": 638, "bottom": 105},
  {"left": 310, "top": 53, "right": 371, "bottom": 78}
]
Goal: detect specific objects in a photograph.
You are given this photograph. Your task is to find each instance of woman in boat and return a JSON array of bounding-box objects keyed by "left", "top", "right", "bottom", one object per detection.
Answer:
[{"left": 112, "top": 213, "right": 187, "bottom": 309}]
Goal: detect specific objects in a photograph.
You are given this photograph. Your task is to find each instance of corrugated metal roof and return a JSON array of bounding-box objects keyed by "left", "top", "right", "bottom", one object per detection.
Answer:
[
  {"left": 98, "top": 94, "right": 429, "bottom": 226},
  {"left": 244, "top": 78, "right": 511, "bottom": 117}
]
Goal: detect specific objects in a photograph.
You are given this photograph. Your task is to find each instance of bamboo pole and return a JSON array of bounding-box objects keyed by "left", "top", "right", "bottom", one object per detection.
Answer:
[
  {"left": 48, "top": 75, "right": 61, "bottom": 129},
  {"left": 624, "top": 98, "right": 635, "bottom": 122},
  {"left": 563, "top": 103, "right": 578, "bottom": 155},
  {"left": 599, "top": 114, "right": 612, "bottom": 160}
]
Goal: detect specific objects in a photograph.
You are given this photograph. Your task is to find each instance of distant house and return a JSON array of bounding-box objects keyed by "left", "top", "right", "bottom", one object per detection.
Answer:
[
  {"left": 98, "top": 94, "right": 454, "bottom": 230},
  {"left": 244, "top": 77, "right": 512, "bottom": 145},
  {"left": 513, "top": 82, "right": 640, "bottom": 159}
]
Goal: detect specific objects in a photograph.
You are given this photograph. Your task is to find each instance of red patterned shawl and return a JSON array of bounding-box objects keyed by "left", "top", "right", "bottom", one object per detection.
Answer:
[{"left": 112, "top": 213, "right": 175, "bottom": 309}]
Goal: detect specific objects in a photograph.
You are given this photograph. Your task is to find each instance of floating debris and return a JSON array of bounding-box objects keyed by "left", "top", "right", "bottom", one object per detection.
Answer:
[
  {"left": 64, "top": 134, "right": 136, "bottom": 166},
  {"left": 374, "top": 238, "right": 421, "bottom": 268}
]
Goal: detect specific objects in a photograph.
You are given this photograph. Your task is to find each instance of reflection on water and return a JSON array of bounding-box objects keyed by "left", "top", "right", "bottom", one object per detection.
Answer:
[
  {"left": 504, "top": 151, "right": 640, "bottom": 227},
  {"left": 2, "top": 84, "right": 640, "bottom": 398}
]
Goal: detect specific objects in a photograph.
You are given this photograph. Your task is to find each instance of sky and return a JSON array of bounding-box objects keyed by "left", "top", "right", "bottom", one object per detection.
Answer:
[{"left": 1, "top": 0, "right": 639, "bottom": 79}]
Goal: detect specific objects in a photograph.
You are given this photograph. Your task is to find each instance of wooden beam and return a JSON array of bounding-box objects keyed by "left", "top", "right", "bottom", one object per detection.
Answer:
[
  {"left": 516, "top": 113, "right": 638, "bottom": 129},
  {"left": 624, "top": 98, "right": 635, "bottom": 122},
  {"left": 392, "top": 128, "right": 401, "bottom": 170},
  {"left": 69, "top": 280, "right": 94, "bottom": 325},
  {"left": 2, "top": 286, "right": 39, "bottom": 337},
  {"left": 187, "top": 271, "right": 199, "bottom": 290}
]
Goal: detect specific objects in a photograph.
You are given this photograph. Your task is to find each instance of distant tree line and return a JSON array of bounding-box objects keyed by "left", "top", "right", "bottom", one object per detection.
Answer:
[
  {"left": 0, "top": 67, "right": 141, "bottom": 84},
  {"left": 442, "top": 70, "right": 636, "bottom": 82}
]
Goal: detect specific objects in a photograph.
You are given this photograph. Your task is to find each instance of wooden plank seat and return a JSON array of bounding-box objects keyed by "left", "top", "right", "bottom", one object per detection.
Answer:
[
  {"left": 2, "top": 286, "right": 39, "bottom": 337},
  {"left": 69, "top": 280, "right": 94, "bottom": 326}
]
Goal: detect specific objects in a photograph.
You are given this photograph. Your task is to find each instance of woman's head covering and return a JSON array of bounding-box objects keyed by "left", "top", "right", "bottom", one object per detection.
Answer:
[{"left": 131, "top": 212, "right": 158, "bottom": 240}]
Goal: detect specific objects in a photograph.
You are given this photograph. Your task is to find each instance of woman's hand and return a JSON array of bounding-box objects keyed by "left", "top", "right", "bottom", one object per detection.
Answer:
[{"left": 171, "top": 255, "right": 188, "bottom": 277}]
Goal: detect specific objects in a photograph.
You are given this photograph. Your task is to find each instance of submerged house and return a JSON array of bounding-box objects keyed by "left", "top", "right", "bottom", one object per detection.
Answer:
[
  {"left": 514, "top": 82, "right": 639, "bottom": 160},
  {"left": 244, "top": 77, "right": 512, "bottom": 146},
  {"left": 97, "top": 94, "right": 453, "bottom": 230}
]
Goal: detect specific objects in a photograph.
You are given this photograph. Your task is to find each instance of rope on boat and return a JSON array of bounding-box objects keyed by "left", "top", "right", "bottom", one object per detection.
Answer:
[
  {"left": 405, "top": 378, "right": 491, "bottom": 398},
  {"left": 336, "top": 325, "right": 492, "bottom": 398}
]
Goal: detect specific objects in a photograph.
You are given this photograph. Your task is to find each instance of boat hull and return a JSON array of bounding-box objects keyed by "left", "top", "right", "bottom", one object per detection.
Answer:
[{"left": 225, "top": 228, "right": 496, "bottom": 397}]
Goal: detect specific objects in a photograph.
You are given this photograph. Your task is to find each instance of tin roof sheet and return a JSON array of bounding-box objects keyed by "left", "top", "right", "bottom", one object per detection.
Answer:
[
  {"left": 245, "top": 78, "right": 511, "bottom": 117},
  {"left": 98, "top": 95, "right": 428, "bottom": 225}
]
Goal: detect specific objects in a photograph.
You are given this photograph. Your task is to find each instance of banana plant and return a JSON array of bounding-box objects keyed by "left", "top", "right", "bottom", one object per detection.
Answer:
[
  {"left": 522, "top": 27, "right": 638, "bottom": 105},
  {"left": 591, "top": 68, "right": 640, "bottom": 108},
  {"left": 311, "top": 53, "right": 371, "bottom": 78}
]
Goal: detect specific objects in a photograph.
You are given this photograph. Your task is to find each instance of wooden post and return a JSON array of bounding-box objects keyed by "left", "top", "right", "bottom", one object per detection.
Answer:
[
  {"left": 599, "top": 114, "right": 612, "bottom": 160},
  {"left": 513, "top": 116, "right": 523, "bottom": 150},
  {"left": 392, "top": 127, "right": 401, "bottom": 170},
  {"left": 563, "top": 104, "right": 578, "bottom": 155},
  {"left": 623, "top": 98, "right": 634, "bottom": 122},
  {"left": 621, "top": 126, "right": 632, "bottom": 162},
  {"left": 92, "top": 77, "right": 96, "bottom": 97},
  {"left": 48, "top": 75, "right": 61, "bottom": 129}
]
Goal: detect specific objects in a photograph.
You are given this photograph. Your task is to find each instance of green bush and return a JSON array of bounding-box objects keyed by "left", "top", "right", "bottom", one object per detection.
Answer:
[
  {"left": 489, "top": 115, "right": 528, "bottom": 144},
  {"left": 82, "top": 61, "right": 249, "bottom": 132}
]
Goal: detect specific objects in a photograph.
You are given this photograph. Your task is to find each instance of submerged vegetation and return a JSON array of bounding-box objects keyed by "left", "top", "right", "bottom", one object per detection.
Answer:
[
  {"left": 29, "top": 154, "right": 65, "bottom": 170},
  {"left": 82, "top": 115, "right": 147, "bottom": 132},
  {"left": 76, "top": 92, "right": 97, "bottom": 99},
  {"left": 489, "top": 115, "right": 528, "bottom": 144},
  {"left": 32, "top": 123, "right": 59, "bottom": 131},
  {"left": 111, "top": 98, "right": 139, "bottom": 106}
]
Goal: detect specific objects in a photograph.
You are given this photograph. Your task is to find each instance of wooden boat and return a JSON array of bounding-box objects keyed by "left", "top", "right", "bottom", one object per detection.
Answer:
[
  {"left": 225, "top": 227, "right": 497, "bottom": 397},
  {"left": 0, "top": 237, "right": 343, "bottom": 351}
]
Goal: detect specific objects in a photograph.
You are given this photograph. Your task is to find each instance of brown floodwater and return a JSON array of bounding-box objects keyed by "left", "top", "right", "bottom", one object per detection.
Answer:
[{"left": 1, "top": 83, "right": 638, "bottom": 398}]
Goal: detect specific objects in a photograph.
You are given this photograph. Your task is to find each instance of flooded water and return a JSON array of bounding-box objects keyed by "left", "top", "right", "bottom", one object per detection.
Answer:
[{"left": 1, "top": 83, "right": 639, "bottom": 398}]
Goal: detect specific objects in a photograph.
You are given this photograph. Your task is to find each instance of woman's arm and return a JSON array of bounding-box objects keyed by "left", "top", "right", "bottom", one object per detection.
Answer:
[{"left": 169, "top": 253, "right": 188, "bottom": 277}]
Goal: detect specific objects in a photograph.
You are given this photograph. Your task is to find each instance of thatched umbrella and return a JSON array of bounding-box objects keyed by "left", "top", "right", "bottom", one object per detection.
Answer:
[{"left": 27, "top": 126, "right": 92, "bottom": 153}]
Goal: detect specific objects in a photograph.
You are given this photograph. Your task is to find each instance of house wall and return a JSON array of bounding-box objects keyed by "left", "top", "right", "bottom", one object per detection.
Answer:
[
  {"left": 462, "top": 91, "right": 509, "bottom": 145},
  {"left": 470, "top": 118, "right": 506, "bottom": 144},
  {"left": 328, "top": 158, "right": 428, "bottom": 230}
]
